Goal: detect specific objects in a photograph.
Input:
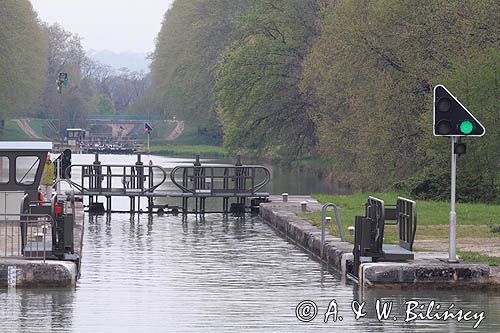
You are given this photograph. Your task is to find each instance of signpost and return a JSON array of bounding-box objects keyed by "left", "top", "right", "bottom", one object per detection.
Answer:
[
  {"left": 433, "top": 85, "right": 485, "bottom": 262},
  {"left": 144, "top": 123, "right": 153, "bottom": 152}
]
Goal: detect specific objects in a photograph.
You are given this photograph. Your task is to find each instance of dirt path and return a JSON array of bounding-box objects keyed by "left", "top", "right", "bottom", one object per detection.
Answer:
[
  {"left": 166, "top": 121, "right": 185, "bottom": 141},
  {"left": 415, "top": 237, "right": 500, "bottom": 257},
  {"left": 14, "top": 119, "right": 42, "bottom": 139}
]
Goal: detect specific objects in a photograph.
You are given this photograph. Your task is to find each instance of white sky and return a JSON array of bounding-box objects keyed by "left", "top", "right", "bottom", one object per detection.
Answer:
[{"left": 30, "top": 0, "right": 174, "bottom": 53}]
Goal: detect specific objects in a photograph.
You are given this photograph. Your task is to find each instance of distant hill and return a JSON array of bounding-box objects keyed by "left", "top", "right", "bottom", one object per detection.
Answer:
[{"left": 87, "top": 49, "right": 150, "bottom": 73}]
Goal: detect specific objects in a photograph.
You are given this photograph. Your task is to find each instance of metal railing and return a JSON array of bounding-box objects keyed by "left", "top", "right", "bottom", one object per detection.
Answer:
[
  {"left": 170, "top": 164, "right": 271, "bottom": 196},
  {"left": 351, "top": 196, "right": 417, "bottom": 280},
  {"left": 365, "top": 196, "right": 386, "bottom": 255},
  {"left": 396, "top": 197, "right": 417, "bottom": 251},
  {"left": 320, "top": 203, "right": 344, "bottom": 258},
  {"left": 65, "top": 163, "right": 167, "bottom": 195},
  {"left": 1, "top": 213, "right": 54, "bottom": 261}
]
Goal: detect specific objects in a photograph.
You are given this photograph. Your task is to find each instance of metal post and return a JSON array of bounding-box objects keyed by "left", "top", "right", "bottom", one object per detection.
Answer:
[
  {"left": 58, "top": 92, "right": 63, "bottom": 143},
  {"left": 449, "top": 136, "right": 458, "bottom": 262},
  {"left": 55, "top": 158, "right": 61, "bottom": 195},
  {"left": 321, "top": 203, "right": 345, "bottom": 258},
  {"left": 147, "top": 132, "right": 150, "bottom": 153}
]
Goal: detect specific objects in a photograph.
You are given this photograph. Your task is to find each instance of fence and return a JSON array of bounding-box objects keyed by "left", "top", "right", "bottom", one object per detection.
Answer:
[{"left": 0, "top": 213, "right": 53, "bottom": 261}]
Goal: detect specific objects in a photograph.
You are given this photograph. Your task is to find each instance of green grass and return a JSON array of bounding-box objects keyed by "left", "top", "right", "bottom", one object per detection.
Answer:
[
  {"left": 458, "top": 251, "right": 500, "bottom": 265},
  {"left": 0, "top": 120, "right": 31, "bottom": 140},
  {"left": 144, "top": 144, "right": 226, "bottom": 158},
  {"left": 302, "top": 192, "right": 500, "bottom": 265},
  {"left": 170, "top": 123, "right": 221, "bottom": 146},
  {"left": 313, "top": 192, "right": 499, "bottom": 227},
  {"left": 27, "top": 119, "right": 48, "bottom": 138}
]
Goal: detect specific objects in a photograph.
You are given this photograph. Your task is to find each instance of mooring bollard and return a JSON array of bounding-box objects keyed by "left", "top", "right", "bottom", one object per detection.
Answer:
[
  {"left": 282, "top": 193, "right": 288, "bottom": 202},
  {"left": 348, "top": 226, "right": 355, "bottom": 236},
  {"left": 301, "top": 201, "right": 307, "bottom": 212}
]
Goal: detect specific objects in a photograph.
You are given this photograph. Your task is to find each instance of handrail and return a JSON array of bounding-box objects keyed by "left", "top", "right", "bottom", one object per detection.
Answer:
[
  {"left": 321, "top": 203, "right": 345, "bottom": 258},
  {"left": 1, "top": 212, "right": 54, "bottom": 261},
  {"left": 170, "top": 164, "right": 271, "bottom": 195},
  {"left": 397, "top": 196, "right": 417, "bottom": 251},
  {"left": 367, "top": 196, "right": 385, "bottom": 253},
  {"left": 64, "top": 164, "right": 168, "bottom": 195},
  {"left": 53, "top": 178, "right": 74, "bottom": 191}
]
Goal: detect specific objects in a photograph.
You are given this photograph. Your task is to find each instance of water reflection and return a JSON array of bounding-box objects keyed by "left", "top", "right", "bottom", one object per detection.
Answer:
[
  {"left": 0, "top": 288, "right": 74, "bottom": 332},
  {"left": 1, "top": 154, "right": 498, "bottom": 332},
  {"left": 1, "top": 213, "right": 499, "bottom": 332}
]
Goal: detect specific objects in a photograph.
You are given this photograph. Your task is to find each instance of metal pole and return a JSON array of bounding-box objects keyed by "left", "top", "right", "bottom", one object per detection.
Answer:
[
  {"left": 59, "top": 92, "right": 63, "bottom": 143},
  {"left": 449, "top": 136, "right": 458, "bottom": 262},
  {"left": 56, "top": 158, "right": 61, "bottom": 195},
  {"left": 147, "top": 132, "right": 150, "bottom": 152}
]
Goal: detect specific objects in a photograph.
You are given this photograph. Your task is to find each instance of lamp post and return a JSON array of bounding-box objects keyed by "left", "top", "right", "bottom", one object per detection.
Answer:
[{"left": 56, "top": 73, "right": 68, "bottom": 143}]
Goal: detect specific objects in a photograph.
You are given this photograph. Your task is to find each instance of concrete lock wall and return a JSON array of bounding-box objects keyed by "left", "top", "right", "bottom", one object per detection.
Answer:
[{"left": 259, "top": 197, "right": 498, "bottom": 289}]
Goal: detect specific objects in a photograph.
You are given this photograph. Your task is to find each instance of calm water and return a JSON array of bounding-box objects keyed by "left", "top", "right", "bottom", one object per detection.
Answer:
[{"left": 0, "top": 154, "right": 499, "bottom": 332}]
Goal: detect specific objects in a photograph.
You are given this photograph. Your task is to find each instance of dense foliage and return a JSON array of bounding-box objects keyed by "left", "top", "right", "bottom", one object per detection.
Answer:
[
  {"left": 150, "top": 0, "right": 499, "bottom": 201},
  {"left": 302, "top": 0, "right": 499, "bottom": 197},
  {"left": 0, "top": 0, "right": 47, "bottom": 120},
  {"left": 216, "top": 0, "right": 320, "bottom": 161},
  {"left": 151, "top": 0, "right": 250, "bottom": 144},
  {"left": 1, "top": 0, "right": 497, "bottom": 201}
]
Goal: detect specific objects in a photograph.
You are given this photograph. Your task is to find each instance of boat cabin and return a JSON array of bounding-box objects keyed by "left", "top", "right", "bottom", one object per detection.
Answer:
[{"left": 0, "top": 141, "right": 52, "bottom": 217}]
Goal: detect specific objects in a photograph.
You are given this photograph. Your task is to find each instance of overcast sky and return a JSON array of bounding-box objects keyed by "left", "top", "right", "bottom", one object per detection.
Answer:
[{"left": 30, "top": 0, "right": 174, "bottom": 53}]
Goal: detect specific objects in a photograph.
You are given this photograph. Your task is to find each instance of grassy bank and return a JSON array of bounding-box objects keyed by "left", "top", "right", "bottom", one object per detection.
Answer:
[
  {"left": 144, "top": 144, "right": 226, "bottom": 158},
  {"left": 303, "top": 192, "right": 500, "bottom": 264},
  {"left": 0, "top": 120, "right": 31, "bottom": 140},
  {"left": 27, "top": 119, "right": 48, "bottom": 138}
]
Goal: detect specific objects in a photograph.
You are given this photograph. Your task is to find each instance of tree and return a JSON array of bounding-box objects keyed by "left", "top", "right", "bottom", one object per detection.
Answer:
[
  {"left": 301, "top": 0, "right": 499, "bottom": 190},
  {"left": 96, "top": 94, "right": 116, "bottom": 114},
  {"left": 0, "top": 0, "right": 47, "bottom": 120},
  {"left": 39, "top": 23, "right": 95, "bottom": 131},
  {"left": 216, "top": 0, "right": 320, "bottom": 160},
  {"left": 107, "top": 68, "right": 148, "bottom": 113},
  {"left": 411, "top": 47, "right": 500, "bottom": 202},
  {"left": 151, "top": 0, "right": 250, "bottom": 141}
]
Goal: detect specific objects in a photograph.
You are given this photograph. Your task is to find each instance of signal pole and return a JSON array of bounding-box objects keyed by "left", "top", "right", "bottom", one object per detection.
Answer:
[
  {"left": 56, "top": 73, "right": 68, "bottom": 143},
  {"left": 433, "top": 85, "right": 485, "bottom": 263},
  {"left": 58, "top": 92, "right": 63, "bottom": 143},
  {"left": 449, "top": 136, "right": 458, "bottom": 262},
  {"left": 144, "top": 123, "right": 153, "bottom": 153}
]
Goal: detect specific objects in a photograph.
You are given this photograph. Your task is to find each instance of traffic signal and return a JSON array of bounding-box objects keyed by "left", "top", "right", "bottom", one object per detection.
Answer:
[
  {"left": 433, "top": 85, "right": 485, "bottom": 136},
  {"left": 144, "top": 123, "right": 153, "bottom": 133},
  {"left": 57, "top": 73, "right": 68, "bottom": 93}
]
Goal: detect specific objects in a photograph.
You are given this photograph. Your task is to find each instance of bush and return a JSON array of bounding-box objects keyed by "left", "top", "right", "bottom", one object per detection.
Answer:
[{"left": 399, "top": 171, "right": 499, "bottom": 204}]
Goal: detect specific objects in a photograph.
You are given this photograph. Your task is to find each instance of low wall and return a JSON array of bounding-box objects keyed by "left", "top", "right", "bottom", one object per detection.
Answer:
[{"left": 260, "top": 197, "right": 497, "bottom": 289}]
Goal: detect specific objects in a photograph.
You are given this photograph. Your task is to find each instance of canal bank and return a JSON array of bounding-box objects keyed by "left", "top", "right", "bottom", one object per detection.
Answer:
[
  {"left": 260, "top": 195, "right": 499, "bottom": 289},
  {"left": 0, "top": 201, "right": 84, "bottom": 288}
]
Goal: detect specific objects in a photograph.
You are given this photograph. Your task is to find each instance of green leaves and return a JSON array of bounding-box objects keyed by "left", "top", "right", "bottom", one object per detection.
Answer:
[
  {"left": 301, "top": 0, "right": 500, "bottom": 193},
  {"left": 151, "top": 0, "right": 499, "bottom": 201},
  {"left": 151, "top": 0, "right": 249, "bottom": 139},
  {"left": 0, "top": 0, "right": 47, "bottom": 120},
  {"left": 215, "top": 0, "right": 319, "bottom": 160}
]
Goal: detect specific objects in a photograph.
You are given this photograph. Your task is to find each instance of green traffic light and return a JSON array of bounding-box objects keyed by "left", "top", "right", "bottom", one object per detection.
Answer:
[{"left": 459, "top": 120, "right": 474, "bottom": 135}]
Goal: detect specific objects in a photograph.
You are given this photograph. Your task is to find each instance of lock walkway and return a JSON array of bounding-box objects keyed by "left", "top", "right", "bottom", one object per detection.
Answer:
[{"left": 64, "top": 154, "right": 271, "bottom": 214}]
